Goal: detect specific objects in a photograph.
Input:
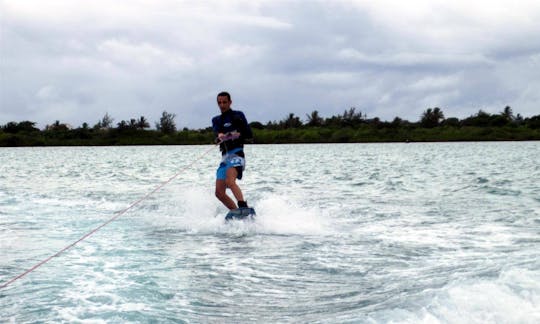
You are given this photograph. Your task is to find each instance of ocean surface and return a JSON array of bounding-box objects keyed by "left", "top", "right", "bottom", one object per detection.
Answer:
[{"left": 1, "top": 142, "right": 539, "bottom": 323}]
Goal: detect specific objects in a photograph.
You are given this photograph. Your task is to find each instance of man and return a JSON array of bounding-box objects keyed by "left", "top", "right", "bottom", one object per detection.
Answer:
[{"left": 212, "top": 91, "right": 253, "bottom": 210}]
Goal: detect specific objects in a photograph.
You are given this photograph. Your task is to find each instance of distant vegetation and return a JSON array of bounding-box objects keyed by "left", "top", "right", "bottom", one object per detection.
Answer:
[{"left": 1, "top": 106, "right": 539, "bottom": 146}]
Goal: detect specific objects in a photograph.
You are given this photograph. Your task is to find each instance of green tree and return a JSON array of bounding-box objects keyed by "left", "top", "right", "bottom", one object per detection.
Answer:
[
  {"left": 501, "top": 106, "right": 514, "bottom": 122},
  {"left": 341, "top": 107, "right": 364, "bottom": 126},
  {"left": 2, "top": 121, "right": 39, "bottom": 133},
  {"left": 156, "top": 111, "right": 177, "bottom": 134},
  {"left": 136, "top": 116, "right": 150, "bottom": 130},
  {"left": 306, "top": 110, "right": 323, "bottom": 127},
  {"left": 94, "top": 113, "right": 114, "bottom": 129},
  {"left": 514, "top": 113, "right": 524, "bottom": 125},
  {"left": 280, "top": 113, "right": 302, "bottom": 129},
  {"left": 390, "top": 117, "right": 403, "bottom": 128},
  {"left": 117, "top": 120, "right": 129, "bottom": 130},
  {"left": 462, "top": 110, "right": 491, "bottom": 127},
  {"left": 249, "top": 121, "right": 264, "bottom": 129},
  {"left": 525, "top": 115, "right": 540, "bottom": 129},
  {"left": 442, "top": 117, "right": 460, "bottom": 127},
  {"left": 421, "top": 107, "right": 445, "bottom": 128},
  {"left": 46, "top": 120, "right": 69, "bottom": 131},
  {"left": 2, "top": 122, "right": 19, "bottom": 133}
]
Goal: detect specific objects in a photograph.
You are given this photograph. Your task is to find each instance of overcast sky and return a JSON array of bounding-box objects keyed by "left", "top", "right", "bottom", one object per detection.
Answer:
[{"left": 1, "top": 0, "right": 540, "bottom": 129}]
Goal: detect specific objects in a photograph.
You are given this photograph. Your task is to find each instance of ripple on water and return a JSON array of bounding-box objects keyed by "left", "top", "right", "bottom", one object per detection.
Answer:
[{"left": 1, "top": 143, "right": 539, "bottom": 322}]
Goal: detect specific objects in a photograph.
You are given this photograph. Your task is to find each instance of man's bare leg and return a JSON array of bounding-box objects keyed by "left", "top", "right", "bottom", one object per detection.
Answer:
[
  {"left": 215, "top": 179, "right": 237, "bottom": 210},
  {"left": 225, "top": 168, "right": 245, "bottom": 203}
]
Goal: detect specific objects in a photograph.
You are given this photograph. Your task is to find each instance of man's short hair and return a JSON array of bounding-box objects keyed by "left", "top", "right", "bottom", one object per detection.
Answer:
[{"left": 217, "top": 91, "right": 231, "bottom": 101}]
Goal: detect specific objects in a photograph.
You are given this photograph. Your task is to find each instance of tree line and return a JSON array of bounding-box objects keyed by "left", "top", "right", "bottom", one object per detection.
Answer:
[{"left": 1, "top": 106, "right": 539, "bottom": 146}]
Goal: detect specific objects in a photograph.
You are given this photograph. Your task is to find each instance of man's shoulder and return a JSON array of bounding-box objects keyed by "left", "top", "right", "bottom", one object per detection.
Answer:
[{"left": 231, "top": 110, "right": 247, "bottom": 119}]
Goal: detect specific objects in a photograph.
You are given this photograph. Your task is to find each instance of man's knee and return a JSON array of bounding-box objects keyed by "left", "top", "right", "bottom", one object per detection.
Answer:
[
  {"left": 215, "top": 188, "right": 225, "bottom": 199},
  {"left": 215, "top": 181, "right": 226, "bottom": 199}
]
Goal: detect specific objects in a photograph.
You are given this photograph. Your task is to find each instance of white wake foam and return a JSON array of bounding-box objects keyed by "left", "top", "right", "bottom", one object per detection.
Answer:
[
  {"left": 149, "top": 188, "right": 333, "bottom": 236},
  {"left": 370, "top": 267, "right": 540, "bottom": 323}
]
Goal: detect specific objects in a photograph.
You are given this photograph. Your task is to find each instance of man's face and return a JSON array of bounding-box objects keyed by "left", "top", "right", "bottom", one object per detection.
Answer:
[{"left": 217, "top": 96, "right": 231, "bottom": 113}]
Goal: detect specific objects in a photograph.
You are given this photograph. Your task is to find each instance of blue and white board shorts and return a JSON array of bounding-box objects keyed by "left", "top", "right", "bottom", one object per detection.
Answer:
[{"left": 216, "top": 149, "right": 245, "bottom": 180}]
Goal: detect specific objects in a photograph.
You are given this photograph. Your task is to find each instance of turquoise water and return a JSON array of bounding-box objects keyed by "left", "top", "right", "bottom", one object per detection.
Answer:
[{"left": 1, "top": 143, "right": 539, "bottom": 323}]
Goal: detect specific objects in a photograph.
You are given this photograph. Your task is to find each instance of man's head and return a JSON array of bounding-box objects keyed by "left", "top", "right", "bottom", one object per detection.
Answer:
[{"left": 217, "top": 91, "right": 232, "bottom": 113}]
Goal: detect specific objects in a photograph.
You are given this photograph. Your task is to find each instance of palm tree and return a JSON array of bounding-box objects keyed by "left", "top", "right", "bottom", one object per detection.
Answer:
[
  {"left": 136, "top": 116, "right": 150, "bottom": 130},
  {"left": 421, "top": 107, "right": 445, "bottom": 128},
  {"left": 501, "top": 106, "right": 514, "bottom": 122},
  {"left": 306, "top": 110, "right": 323, "bottom": 127},
  {"left": 281, "top": 113, "right": 302, "bottom": 129},
  {"left": 342, "top": 107, "right": 364, "bottom": 125}
]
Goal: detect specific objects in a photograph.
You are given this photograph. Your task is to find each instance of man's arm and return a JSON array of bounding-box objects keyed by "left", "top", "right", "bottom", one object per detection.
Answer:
[
  {"left": 239, "top": 112, "right": 253, "bottom": 140},
  {"left": 211, "top": 116, "right": 221, "bottom": 142}
]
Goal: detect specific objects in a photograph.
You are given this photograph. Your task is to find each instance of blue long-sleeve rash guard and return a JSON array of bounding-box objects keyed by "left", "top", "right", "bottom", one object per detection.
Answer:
[{"left": 212, "top": 109, "right": 253, "bottom": 155}]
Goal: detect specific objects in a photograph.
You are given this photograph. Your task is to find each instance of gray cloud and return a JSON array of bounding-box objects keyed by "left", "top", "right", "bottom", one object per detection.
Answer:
[{"left": 1, "top": 0, "right": 539, "bottom": 129}]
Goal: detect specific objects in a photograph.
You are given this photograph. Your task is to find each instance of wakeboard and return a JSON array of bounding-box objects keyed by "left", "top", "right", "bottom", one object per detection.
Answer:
[{"left": 225, "top": 207, "right": 256, "bottom": 221}]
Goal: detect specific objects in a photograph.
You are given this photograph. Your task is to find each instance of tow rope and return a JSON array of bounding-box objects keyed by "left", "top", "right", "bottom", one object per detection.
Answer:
[{"left": 0, "top": 144, "right": 218, "bottom": 289}]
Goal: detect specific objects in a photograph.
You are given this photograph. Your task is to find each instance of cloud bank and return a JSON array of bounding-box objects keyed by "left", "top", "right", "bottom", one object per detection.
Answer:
[{"left": 1, "top": 0, "right": 539, "bottom": 128}]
